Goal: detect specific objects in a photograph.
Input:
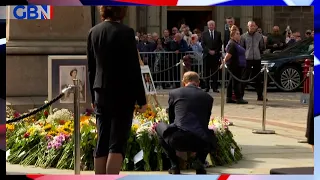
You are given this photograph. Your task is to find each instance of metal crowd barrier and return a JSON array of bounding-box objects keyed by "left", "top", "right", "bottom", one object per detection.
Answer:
[
  {"left": 220, "top": 62, "right": 312, "bottom": 135},
  {"left": 139, "top": 51, "right": 203, "bottom": 87},
  {"left": 7, "top": 79, "right": 82, "bottom": 175}
]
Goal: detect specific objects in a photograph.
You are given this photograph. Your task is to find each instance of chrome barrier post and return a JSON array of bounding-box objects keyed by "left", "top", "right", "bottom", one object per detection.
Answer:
[
  {"left": 252, "top": 64, "right": 275, "bottom": 134},
  {"left": 220, "top": 60, "right": 226, "bottom": 121},
  {"left": 180, "top": 59, "right": 184, "bottom": 87},
  {"left": 73, "top": 79, "right": 81, "bottom": 174}
]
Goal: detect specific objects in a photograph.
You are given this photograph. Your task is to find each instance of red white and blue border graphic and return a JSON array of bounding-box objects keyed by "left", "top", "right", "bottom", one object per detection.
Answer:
[{"left": 3, "top": 0, "right": 318, "bottom": 179}]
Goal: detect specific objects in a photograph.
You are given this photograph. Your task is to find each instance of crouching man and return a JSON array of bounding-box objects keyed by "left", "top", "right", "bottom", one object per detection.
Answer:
[{"left": 156, "top": 71, "right": 216, "bottom": 174}]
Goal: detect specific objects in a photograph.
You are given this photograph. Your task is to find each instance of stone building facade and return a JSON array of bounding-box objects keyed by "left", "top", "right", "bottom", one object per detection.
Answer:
[{"left": 6, "top": 6, "right": 313, "bottom": 97}]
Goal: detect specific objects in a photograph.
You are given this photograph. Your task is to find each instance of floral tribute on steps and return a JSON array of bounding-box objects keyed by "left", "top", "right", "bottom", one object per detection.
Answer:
[{"left": 6, "top": 104, "right": 242, "bottom": 171}]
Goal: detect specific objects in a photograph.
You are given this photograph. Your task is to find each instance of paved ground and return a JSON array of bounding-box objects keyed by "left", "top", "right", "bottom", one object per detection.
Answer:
[
  {"left": 6, "top": 90, "right": 313, "bottom": 174},
  {"left": 6, "top": 124, "right": 313, "bottom": 175}
]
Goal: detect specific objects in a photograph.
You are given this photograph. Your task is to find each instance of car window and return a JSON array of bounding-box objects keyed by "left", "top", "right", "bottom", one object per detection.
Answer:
[{"left": 282, "top": 39, "right": 313, "bottom": 53}]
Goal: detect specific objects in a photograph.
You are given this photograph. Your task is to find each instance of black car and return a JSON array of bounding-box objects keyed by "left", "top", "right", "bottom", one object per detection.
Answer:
[{"left": 261, "top": 38, "right": 314, "bottom": 91}]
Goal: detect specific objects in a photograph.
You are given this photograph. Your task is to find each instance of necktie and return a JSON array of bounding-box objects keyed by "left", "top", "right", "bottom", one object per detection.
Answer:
[{"left": 211, "top": 31, "right": 214, "bottom": 40}]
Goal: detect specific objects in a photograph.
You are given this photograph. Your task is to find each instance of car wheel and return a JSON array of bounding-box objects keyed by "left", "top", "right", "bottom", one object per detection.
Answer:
[{"left": 278, "top": 66, "right": 302, "bottom": 91}]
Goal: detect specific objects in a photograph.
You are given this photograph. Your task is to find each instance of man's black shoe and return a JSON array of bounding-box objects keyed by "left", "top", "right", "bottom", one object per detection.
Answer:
[
  {"left": 205, "top": 88, "right": 210, "bottom": 92},
  {"left": 226, "top": 98, "right": 236, "bottom": 103},
  {"left": 196, "top": 168, "right": 207, "bottom": 174},
  {"left": 168, "top": 167, "right": 180, "bottom": 174},
  {"left": 213, "top": 89, "right": 220, "bottom": 93},
  {"left": 236, "top": 99, "right": 248, "bottom": 104}
]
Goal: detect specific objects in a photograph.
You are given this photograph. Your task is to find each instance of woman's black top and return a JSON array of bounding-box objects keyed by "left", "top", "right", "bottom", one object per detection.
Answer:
[
  {"left": 226, "top": 40, "right": 246, "bottom": 68},
  {"left": 306, "top": 83, "right": 314, "bottom": 145},
  {"left": 226, "top": 40, "right": 239, "bottom": 69}
]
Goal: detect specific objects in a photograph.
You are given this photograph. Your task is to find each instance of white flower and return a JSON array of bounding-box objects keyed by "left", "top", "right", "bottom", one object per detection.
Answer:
[{"left": 46, "top": 109, "right": 73, "bottom": 123}]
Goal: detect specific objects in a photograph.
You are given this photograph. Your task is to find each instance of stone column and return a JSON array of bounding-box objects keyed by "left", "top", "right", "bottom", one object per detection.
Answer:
[
  {"left": 160, "top": 6, "right": 167, "bottom": 35},
  {"left": 240, "top": 6, "right": 253, "bottom": 31},
  {"left": 6, "top": 6, "right": 92, "bottom": 96},
  {"left": 216, "top": 6, "right": 225, "bottom": 38},
  {"left": 128, "top": 6, "right": 137, "bottom": 31},
  {"left": 146, "top": 6, "right": 161, "bottom": 34},
  {"left": 262, "top": 6, "right": 274, "bottom": 34}
]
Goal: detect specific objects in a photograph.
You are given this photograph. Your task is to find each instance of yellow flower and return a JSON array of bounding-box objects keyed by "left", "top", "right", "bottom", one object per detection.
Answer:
[
  {"left": 48, "top": 130, "right": 57, "bottom": 136},
  {"left": 43, "top": 124, "right": 52, "bottom": 131},
  {"left": 6, "top": 124, "right": 14, "bottom": 131},
  {"left": 80, "top": 120, "right": 89, "bottom": 127},
  {"left": 80, "top": 116, "right": 90, "bottom": 122},
  {"left": 132, "top": 124, "right": 139, "bottom": 132},
  {"left": 27, "top": 127, "right": 36, "bottom": 136}
]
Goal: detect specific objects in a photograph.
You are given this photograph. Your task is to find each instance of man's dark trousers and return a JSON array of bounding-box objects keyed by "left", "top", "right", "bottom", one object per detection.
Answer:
[
  {"left": 156, "top": 126, "right": 209, "bottom": 167},
  {"left": 203, "top": 54, "right": 220, "bottom": 91},
  {"left": 241, "top": 60, "right": 263, "bottom": 98}
]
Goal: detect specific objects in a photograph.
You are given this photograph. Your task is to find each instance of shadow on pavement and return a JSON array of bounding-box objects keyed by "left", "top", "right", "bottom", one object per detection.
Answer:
[{"left": 239, "top": 144, "right": 313, "bottom": 159}]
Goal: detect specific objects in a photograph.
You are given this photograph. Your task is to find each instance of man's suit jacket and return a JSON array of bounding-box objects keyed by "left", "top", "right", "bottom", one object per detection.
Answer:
[
  {"left": 87, "top": 21, "right": 146, "bottom": 108},
  {"left": 167, "top": 84, "right": 214, "bottom": 142},
  {"left": 201, "top": 30, "right": 222, "bottom": 59}
]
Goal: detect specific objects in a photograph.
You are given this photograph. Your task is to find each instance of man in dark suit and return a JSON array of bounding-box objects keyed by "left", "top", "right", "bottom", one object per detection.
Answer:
[
  {"left": 156, "top": 71, "right": 215, "bottom": 174},
  {"left": 224, "top": 17, "right": 243, "bottom": 51},
  {"left": 87, "top": 6, "right": 147, "bottom": 174},
  {"left": 201, "top": 20, "right": 222, "bottom": 92}
]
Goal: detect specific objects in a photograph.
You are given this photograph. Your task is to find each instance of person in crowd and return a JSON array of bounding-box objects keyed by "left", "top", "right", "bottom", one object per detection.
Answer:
[
  {"left": 285, "top": 30, "right": 293, "bottom": 44},
  {"left": 152, "top": 32, "right": 159, "bottom": 42},
  {"left": 305, "top": 29, "right": 312, "bottom": 39},
  {"left": 286, "top": 32, "right": 296, "bottom": 47},
  {"left": 201, "top": 20, "right": 222, "bottom": 93},
  {"left": 182, "top": 26, "right": 192, "bottom": 46},
  {"left": 180, "top": 23, "right": 187, "bottom": 32},
  {"left": 155, "top": 71, "right": 216, "bottom": 175},
  {"left": 137, "top": 34, "right": 155, "bottom": 64},
  {"left": 136, "top": 31, "right": 140, "bottom": 39},
  {"left": 223, "top": 25, "right": 248, "bottom": 104},
  {"left": 240, "top": 21, "right": 265, "bottom": 101},
  {"left": 137, "top": 34, "right": 154, "bottom": 52},
  {"left": 224, "top": 17, "right": 243, "bottom": 52},
  {"left": 267, "top": 26, "right": 285, "bottom": 53},
  {"left": 190, "top": 34, "right": 203, "bottom": 56},
  {"left": 193, "top": 28, "right": 202, "bottom": 42},
  {"left": 161, "top": 29, "right": 172, "bottom": 50},
  {"left": 170, "top": 33, "right": 189, "bottom": 88},
  {"left": 308, "top": 31, "right": 314, "bottom": 51},
  {"left": 153, "top": 38, "right": 166, "bottom": 89},
  {"left": 257, "top": 27, "right": 268, "bottom": 50},
  {"left": 294, "top": 31, "right": 302, "bottom": 41},
  {"left": 87, "top": 6, "right": 146, "bottom": 174},
  {"left": 171, "top": 27, "right": 179, "bottom": 38}
]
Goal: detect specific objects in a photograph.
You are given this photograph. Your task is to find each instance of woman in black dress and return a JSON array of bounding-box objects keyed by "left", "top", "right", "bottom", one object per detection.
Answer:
[{"left": 306, "top": 82, "right": 314, "bottom": 151}]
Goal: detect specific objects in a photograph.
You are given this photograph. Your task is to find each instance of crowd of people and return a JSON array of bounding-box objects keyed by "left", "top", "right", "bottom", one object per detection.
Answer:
[{"left": 136, "top": 17, "right": 314, "bottom": 103}]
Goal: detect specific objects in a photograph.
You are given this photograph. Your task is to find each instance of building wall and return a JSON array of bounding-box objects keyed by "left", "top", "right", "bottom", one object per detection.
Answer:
[{"left": 274, "top": 6, "right": 314, "bottom": 35}]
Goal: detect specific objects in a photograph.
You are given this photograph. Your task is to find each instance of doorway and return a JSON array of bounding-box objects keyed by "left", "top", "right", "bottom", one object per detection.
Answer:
[{"left": 167, "top": 10, "right": 213, "bottom": 32}]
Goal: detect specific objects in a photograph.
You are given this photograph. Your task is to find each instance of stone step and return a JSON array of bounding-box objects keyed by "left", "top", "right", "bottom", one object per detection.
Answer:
[{"left": 6, "top": 96, "right": 47, "bottom": 113}]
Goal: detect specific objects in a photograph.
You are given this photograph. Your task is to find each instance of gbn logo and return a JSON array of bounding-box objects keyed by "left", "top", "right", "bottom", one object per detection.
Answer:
[{"left": 12, "top": 5, "right": 53, "bottom": 20}]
